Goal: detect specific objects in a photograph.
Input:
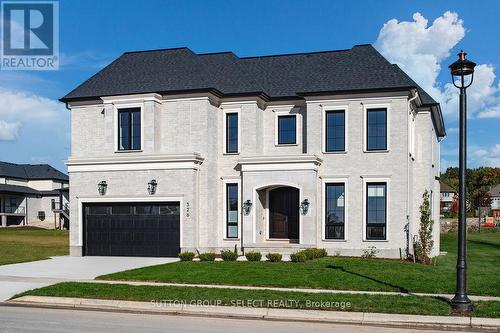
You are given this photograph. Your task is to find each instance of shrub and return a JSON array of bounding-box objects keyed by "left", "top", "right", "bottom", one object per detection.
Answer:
[
  {"left": 266, "top": 253, "right": 282, "bottom": 262},
  {"left": 245, "top": 251, "right": 262, "bottom": 261},
  {"left": 361, "top": 246, "right": 378, "bottom": 259},
  {"left": 414, "top": 190, "right": 434, "bottom": 265},
  {"left": 178, "top": 251, "right": 195, "bottom": 261},
  {"left": 290, "top": 251, "right": 307, "bottom": 263},
  {"left": 198, "top": 252, "right": 216, "bottom": 262},
  {"left": 301, "top": 248, "right": 328, "bottom": 260},
  {"left": 220, "top": 249, "right": 238, "bottom": 261}
]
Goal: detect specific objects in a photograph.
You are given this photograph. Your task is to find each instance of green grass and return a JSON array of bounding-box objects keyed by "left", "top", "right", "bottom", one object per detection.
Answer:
[
  {"left": 99, "top": 230, "right": 500, "bottom": 296},
  {"left": 17, "top": 282, "right": 500, "bottom": 317},
  {"left": 0, "top": 227, "right": 68, "bottom": 265}
]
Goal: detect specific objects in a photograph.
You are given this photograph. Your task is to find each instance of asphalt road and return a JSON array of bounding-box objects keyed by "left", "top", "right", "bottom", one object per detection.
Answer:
[{"left": 0, "top": 306, "right": 473, "bottom": 333}]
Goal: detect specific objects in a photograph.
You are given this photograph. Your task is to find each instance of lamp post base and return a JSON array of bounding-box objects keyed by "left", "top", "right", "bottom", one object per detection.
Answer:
[{"left": 450, "top": 294, "right": 474, "bottom": 313}]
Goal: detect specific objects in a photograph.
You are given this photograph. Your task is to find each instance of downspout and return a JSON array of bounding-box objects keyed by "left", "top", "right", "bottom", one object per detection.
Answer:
[{"left": 406, "top": 91, "right": 418, "bottom": 258}]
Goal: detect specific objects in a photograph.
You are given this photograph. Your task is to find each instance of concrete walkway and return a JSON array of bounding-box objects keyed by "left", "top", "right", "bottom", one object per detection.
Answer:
[
  {"left": 7, "top": 296, "right": 500, "bottom": 331},
  {"left": 61, "top": 279, "right": 500, "bottom": 302},
  {"left": 0, "top": 256, "right": 178, "bottom": 301}
]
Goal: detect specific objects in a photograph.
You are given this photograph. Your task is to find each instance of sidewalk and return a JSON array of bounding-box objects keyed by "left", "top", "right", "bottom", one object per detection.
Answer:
[
  {"left": 3, "top": 274, "right": 500, "bottom": 302},
  {"left": 75, "top": 279, "right": 500, "bottom": 302},
  {"left": 6, "top": 295, "right": 500, "bottom": 331}
]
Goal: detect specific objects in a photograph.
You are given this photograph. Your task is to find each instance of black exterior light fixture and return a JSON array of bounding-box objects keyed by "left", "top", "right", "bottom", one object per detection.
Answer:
[
  {"left": 449, "top": 50, "right": 476, "bottom": 313},
  {"left": 148, "top": 179, "right": 158, "bottom": 195},
  {"left": 242, "top": 200, "right": 252, "bottom": 215},
  {"left": 98, "top": 181, "right": 107, "bottom": 196},
  {"left": 300, "top": 199, "right": 310, "bottom": 215}
]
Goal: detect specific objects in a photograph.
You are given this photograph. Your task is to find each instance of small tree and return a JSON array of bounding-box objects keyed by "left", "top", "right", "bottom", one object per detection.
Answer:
[{"left": 414, "top": 190, "right": 434, "bottom": 264}]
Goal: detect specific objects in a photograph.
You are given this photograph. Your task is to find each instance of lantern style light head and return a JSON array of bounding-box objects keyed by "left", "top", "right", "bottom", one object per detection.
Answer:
[
  {"left": 242, "top": 200, "right": 252, "bottom": 215},
  {"left": 449, "top": 51, "right": 476, "bottom": 76},
  {"left": 300, "top": 199, "right": 310, "bottom": 215},
  {"left": 148, "top": 179, "right": 157, "bottom": 195},
  {"left": 98, "top": 181, "right": 107, "bottom": 196}
]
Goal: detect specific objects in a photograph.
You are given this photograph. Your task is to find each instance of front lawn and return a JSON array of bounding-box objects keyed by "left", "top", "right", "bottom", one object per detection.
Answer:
[
  {"left": 16, "top": 282, "right": 500, "bottom": 317},
  {"left": 99, "top": 229, "right": 500, "bottom": 296},
  {"left": 0, "top": 227, "right": 68, "bottom": 265}
]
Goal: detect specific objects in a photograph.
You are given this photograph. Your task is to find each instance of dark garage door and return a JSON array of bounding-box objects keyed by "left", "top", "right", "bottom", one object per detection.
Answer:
[{"left": 83, "top": 202, "right": 180, "bottom": 257}]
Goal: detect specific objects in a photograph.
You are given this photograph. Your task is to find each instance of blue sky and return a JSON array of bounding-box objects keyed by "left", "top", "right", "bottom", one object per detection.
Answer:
[{"left": 0, "top": 0, "right": 499, "bottom": 172}]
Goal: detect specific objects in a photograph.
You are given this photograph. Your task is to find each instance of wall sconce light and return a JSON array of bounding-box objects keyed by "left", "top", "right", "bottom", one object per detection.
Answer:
[
  {"left": 300, "top": 199, "right": 310, "bottom": 215},
  {"left": 242, "top": 200, "right": 253, "bottom": 215},
  {"left": 98, "top": 181, "right": 107, "bottom": 196},
  {"left": 148, "top": 179, "right": 158, "bottom": 195}
]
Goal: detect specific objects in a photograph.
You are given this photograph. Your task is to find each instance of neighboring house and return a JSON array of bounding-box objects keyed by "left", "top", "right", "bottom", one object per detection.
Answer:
[
  {"left": 0, "top": 162, "right": 69, "bottom": 228},
  {"left": 488, "top": 184, "right": 500, "bottom": 222},
  {"left": 62, "top": 44, "right": 443, "bottom": 258},
  {"left": 440, "top": 181, "right": 457, "bottom": 214}
]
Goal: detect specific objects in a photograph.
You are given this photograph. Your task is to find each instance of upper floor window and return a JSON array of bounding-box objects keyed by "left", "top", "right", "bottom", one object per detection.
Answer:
[
  {"left": 325, "top": 183, "right": 345, "bottom": 239},
  {"left": 118, "top": 108, "right": 141, "bottom": 150},
  {"left": 325, "top": 110, "right": 345, "bottom": 152},
  {"left": 367, "top": 108, "right": 387, "bottom": 151},
  {"left": 277, "top": 115, "right": 296, "bottom": 145},
  {"left": 226, "top": 113, "right": 238, "bottom": 153},
  {"left": 366, "top": 182, "right": 387, "bottom": 240}
]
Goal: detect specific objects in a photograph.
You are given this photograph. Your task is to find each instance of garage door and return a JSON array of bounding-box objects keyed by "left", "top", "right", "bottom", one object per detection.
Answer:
[{"left": 83, "top": 202, "right": 180, "bottom": 257}]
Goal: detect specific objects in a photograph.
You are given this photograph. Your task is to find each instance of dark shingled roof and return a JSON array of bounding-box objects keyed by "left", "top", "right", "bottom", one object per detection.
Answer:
[
  {"left": 0, "top": 162, "right": 68, "bottom": 182},
  {"left": 440, "top": 181, "right": 457, "bottom": 193},
  {"left": 0, "top": 184, "right": 41, "bottom": 195},
  {"left": 488, "top": 184, "right": 500, "bottom": 197},
  {"left": 61, "top": 45, "right": 438, "bottom": 105}
]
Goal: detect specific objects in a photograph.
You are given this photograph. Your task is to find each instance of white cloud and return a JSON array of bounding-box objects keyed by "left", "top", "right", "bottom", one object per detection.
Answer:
[
  {"left": 0, "top": 88, "right": 65, "bottom": 141},
  {"left": 374, "top": 12, "right": 500, "bottom": 120},
  {"left": 471, "top": 144, "right": 500, "bottom": 166},
  {"left": 0, "top": 120, "right": 21, "bottom": 141}
]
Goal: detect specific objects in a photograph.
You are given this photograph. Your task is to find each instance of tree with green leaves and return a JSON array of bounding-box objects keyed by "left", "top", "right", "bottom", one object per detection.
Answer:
[{"left": 415, "top": 190, "right": 434, "bottom": 265}]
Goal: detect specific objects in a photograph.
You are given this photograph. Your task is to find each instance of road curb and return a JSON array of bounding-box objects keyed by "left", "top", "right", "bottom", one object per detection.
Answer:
[{"left": 4, "top": 296, "right": 500, "bottom": 331}]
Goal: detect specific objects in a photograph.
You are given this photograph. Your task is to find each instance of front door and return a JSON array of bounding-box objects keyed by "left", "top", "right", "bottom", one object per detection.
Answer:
[{"left": 269, "top": 187, "right": 299, "bottom": 240}]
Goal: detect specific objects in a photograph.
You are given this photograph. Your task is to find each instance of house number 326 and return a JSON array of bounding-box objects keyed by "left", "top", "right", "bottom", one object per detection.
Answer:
[{"left": 186, "top": 202, "right": 190, "bottom": 217}]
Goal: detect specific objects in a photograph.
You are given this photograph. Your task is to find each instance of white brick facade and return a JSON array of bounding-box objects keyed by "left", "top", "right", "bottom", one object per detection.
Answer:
[{"left": 67, "top": 90, "right": 440, "bottom": 258}]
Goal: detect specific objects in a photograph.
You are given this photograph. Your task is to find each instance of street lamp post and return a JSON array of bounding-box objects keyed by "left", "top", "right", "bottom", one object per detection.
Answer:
[{"left": 449, "top": 50, "right": 476, "bottom": 313}]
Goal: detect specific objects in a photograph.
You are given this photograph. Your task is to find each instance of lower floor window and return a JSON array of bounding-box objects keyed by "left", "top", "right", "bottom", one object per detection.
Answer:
[
  {"left": 226, "top": 183, "right": 239, "bottom": 238},
  {"left": 366, "top": 182, "right": 387, "bottom": 240},
  {"left": 325, "top": 183, "right": 345, "bottom": 239}
]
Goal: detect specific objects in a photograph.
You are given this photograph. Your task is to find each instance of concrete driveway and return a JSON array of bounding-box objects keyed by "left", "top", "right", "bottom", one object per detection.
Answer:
[{"left": 0, "top": 256, "right": 178, "bottom": 301}]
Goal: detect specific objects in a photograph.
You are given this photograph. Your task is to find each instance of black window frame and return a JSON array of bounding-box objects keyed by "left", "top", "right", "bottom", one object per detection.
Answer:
[
  {"left": 118, "top": 107, "right": 141, "bottom": 151},
  {"left": 225, "top": 113, "right": 239, "bottom": 154},
  {"left": 325, "top": 182, "right": 346, "bottom": 240},
  {"left": 325, "top": 110, "right": 345, "bottom": 152},
  {"left": 226, "top": 183, "right": 239, "bottom": 239},
  {"left": 366, "top": 108, "right": 387, "bottom": 151},
  {"left": 277, "top": 114, "right": 297, "bottom": 145},
  {"left": 366, "top": 182, "right": 387, "bottom": 240}
]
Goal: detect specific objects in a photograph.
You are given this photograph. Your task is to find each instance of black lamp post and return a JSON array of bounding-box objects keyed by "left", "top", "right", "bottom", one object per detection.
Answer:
[{"left": 449, "top": 50, "right": 476, "bottom": 312}]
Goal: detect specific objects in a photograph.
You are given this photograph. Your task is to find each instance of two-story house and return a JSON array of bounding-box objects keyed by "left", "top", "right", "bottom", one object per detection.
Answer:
[
  {"left": 440, "top": 181, "right": 457, "bottom": 214},
  {"left": 62, "top": 45, "right": 444, "bottom": 258},
  {"left": 0, "top": 162, "right": 69, "bottom": 227},
  {"left": 488, "top": 184, "right": 500, "bottom": 222}
]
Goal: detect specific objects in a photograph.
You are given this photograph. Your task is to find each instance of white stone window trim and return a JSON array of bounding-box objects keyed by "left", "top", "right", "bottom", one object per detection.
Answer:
[
  {"left": 222, "top": 108, "right": 241, "bottom": 155},
  {"left": 321, "top": 104, "right": 349, "bottom": 153},
  {"left": 321, "top": 177, "right": 348, "bottom": 242},
  {"left": 76, "top": 196, "right": 184, "bottom": 248},
  {"left": 362, "top": 176, "right": 390, "bottom": 242},
  {"left": 113, "top": 102, "right": 144, "bottom": 153},
  {"left": 221, "top": 178, "right": 241, "bottom": 240},
  {"left": 274, "top": 109, "right": 299, "bottom": 146},
  {"left": 362, "top": 102, "right": 391, "bottom": 153}
]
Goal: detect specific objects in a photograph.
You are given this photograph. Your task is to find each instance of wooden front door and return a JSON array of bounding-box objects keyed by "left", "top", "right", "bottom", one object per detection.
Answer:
[{"left": 269, "top": 187, "right": 299, "bottom": 239}]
